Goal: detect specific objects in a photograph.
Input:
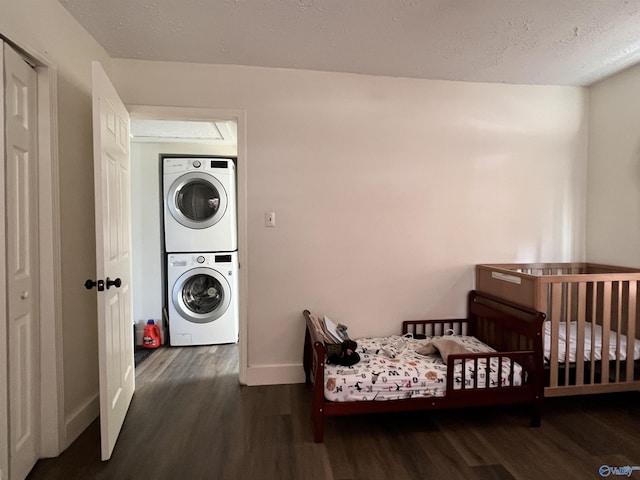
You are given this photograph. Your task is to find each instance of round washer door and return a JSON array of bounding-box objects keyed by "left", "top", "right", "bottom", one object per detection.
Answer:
[
  {"left": 172, "top": 267, "right": 231, "bottom": 323},
  {"left": 167, "top": 172, "right": 228, "bottom": 229}
]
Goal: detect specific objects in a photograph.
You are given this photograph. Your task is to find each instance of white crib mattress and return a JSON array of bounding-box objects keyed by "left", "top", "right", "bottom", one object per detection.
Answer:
[
  {"left": 323, "top": 334, "right": 523, "bottom": 402},
  {"left": 544, "top": 321, "right": 640, "bottom": 362}
]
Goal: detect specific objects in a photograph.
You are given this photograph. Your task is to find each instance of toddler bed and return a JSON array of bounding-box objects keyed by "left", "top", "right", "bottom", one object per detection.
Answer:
[
  {"left": 476, "top": 263, "right": 640, "bottom": 396},
  {"left": 302, "top": 291, "right": 545, "bottom": 442}
]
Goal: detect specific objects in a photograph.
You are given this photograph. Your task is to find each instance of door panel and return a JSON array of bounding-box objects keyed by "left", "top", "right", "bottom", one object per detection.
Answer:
[
  {"left": 4, "top": 42, "right": 39, "bottom": 480},
  {"left": 92, "top": 62, "right": 134, "bottom": 461}
]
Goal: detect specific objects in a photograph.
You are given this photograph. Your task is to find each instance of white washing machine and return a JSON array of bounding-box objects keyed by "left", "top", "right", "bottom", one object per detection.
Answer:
[
  {"left": 163, "top": 157, "right": 237, "bottom": 253},
  {"left": 167, "top": 252, "right": 239, "bottom": 346}
]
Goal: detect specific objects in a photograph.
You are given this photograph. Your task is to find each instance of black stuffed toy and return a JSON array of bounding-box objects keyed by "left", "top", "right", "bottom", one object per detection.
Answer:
[{"left": 328, "top": 339, "right": 360, "bottom": 366}]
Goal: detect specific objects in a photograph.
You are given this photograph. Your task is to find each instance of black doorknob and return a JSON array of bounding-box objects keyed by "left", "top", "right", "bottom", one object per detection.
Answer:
[
  {"left": 106, "top": 277, "right": 122, "bottom": 289},
  {"left": 84, "top": 279, "right": 105, "bottom": 291}
]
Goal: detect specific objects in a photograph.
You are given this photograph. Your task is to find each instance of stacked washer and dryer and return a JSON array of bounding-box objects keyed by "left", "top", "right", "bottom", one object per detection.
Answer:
[{"left": 163, "top": 157, "right": 239, "bottom": 346}]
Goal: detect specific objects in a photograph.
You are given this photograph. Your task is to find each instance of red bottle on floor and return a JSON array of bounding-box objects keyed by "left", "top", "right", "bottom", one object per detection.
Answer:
[{"left": 143, "top": 320, "right": 161, "bottom": 349}]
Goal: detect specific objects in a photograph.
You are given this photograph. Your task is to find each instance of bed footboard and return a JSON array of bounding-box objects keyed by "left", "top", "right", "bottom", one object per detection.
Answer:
[
  {"left": 302, "top": 291, "right": 545, "bottom": 442},
  {"left": 444, "top": 350, "right": 542, "bottom": 427}
]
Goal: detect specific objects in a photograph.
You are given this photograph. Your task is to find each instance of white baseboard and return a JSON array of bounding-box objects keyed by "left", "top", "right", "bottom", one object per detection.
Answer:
[
  {"left": 64, "top": 393, "right": 99, "bottom": 449},
  {"left": 245, "top": 363, "right": 306, "bottom": 386}
]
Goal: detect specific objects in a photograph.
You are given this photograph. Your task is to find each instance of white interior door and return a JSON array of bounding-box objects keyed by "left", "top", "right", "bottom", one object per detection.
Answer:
[
  {"left": 4, "top": 42, "right": 40, "bottom": 479},
  {"left": 91, "top": 61, "right": 134, "bottom": 461}
]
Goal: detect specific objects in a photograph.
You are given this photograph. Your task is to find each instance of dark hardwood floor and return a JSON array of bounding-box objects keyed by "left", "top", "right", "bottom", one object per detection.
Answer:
[{"left": 28, "top": 344, "right": 640, "bottom": 480}]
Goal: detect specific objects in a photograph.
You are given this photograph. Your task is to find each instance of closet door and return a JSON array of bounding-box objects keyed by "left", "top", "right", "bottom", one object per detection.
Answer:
[{"left": 3, "top": 41, "right": 40, "bottom": 480}]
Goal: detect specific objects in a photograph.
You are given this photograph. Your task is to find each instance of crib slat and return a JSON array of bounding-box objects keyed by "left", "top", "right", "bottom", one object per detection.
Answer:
[
  {"left": 564, "top": 285, "right": 572, "bottom": 385},
  {"left": 614, "top": 281, "right": 623, "bottom": 382},
  {"left": 589, "top": 288, "right": 597, "bottom": 385},
  {"left": 601, "top": 282, "right": 612, "bottom": 384},
  {"left": 627, "top": 281, "right": 637, "bottom": 381},
  {"left": 575, "top": 282, "right": 586, "bottom": 386},
  {"left": 549, "top": 283, "right": 563, "bottom": 388}
]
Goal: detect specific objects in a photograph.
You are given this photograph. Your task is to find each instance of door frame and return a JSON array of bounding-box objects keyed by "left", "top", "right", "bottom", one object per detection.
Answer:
[
  {"left": 0, "top": 34, "right": 64, "bottom": 473},
  {"left": 128, "top": 105, "right": 248, "bottom": 384}
]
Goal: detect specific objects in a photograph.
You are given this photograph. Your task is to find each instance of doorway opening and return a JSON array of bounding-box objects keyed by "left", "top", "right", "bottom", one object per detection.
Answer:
[{"left": 128, "top": 111, "right": 246, "bottom": 383}]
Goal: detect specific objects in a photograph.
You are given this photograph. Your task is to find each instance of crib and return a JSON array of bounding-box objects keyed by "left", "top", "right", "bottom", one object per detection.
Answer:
[{"left": 476, "top": 263, "right": 640, "bottom": 397}]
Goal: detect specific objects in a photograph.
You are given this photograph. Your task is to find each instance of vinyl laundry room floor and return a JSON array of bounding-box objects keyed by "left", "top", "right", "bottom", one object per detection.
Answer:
[{"left": 27, "top": 344, "right": 640, "bottom": 480}]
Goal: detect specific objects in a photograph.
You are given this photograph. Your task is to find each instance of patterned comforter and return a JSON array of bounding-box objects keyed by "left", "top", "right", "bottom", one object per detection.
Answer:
[{"left": 324, "top": 334, "right": 523, "bottom": 402}]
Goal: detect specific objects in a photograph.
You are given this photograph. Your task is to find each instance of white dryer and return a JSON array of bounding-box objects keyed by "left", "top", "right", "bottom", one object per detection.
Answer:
[
  {"left": 167, "top": 252, "right": 239, "bottom": 346},
  {"left": 163, "top": 157, "right": 237, "bottom": 253}
]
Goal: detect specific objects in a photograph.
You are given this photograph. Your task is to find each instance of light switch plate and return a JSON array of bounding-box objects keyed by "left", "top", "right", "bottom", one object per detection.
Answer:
[{"left": 265, "top": 212, "right": 276, "bottom": 227}]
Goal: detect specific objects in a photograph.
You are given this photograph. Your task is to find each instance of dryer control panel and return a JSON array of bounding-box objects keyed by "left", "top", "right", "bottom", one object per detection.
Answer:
[
  {"left": 168, "top": 253, "right": 236, "bottom": 268},
  {"left": 163, "top": 157, "right": 235, "bottom": 174}
]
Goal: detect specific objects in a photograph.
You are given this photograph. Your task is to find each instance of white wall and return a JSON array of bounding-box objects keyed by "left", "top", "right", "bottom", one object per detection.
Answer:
[
  {"left": 587, "top": 64, "right": 640, "bottom": 267},
  {"left": 113, "top": 60, "right": 589, "bottom": 384},
  {"left": 1, "top": 0, "right": 113, "bottom": 449},
  {"left": 130, "top": 140, "right": 237, "bottom": 344}
]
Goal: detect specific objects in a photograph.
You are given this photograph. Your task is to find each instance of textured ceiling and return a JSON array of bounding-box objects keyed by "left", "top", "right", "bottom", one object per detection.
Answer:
[{"left": 59, "top": 0, "right": 640, "bottom": 86}]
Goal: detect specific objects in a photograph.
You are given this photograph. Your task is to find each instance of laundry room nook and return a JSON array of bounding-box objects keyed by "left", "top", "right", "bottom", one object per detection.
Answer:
[{"left": 129, "top": 119, "right": 239, "bottom": 353}]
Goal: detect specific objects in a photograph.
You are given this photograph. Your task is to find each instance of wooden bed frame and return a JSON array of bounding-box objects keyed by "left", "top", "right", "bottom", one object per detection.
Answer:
[
  {"left": 302, "top": 291, "right": 545, "bottom": 443},
  {"left": 477, "top": 263, "right": 640, "bottom": 397}
]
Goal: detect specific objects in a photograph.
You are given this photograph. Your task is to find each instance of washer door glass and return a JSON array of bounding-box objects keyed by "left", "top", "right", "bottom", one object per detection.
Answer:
[
  {"left": 172, "top": 267, "right": 232, "bottom": 324},
  {"left": 182, "top": 274, "right": 224, "bottom": 314},
  {"left": 177, "top": 180, "right": 220, "bottom": 222}
]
